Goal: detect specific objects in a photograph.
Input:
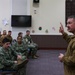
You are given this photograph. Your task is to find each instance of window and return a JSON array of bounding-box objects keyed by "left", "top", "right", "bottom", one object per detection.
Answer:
[{"left": 66, "top": 0, "right": 75, "bottom": 25}]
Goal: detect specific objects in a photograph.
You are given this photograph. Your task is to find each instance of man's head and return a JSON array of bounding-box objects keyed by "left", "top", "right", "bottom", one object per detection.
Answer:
[
  {"left": 17, "top": 36, "right": 22, "bottom": 44},
  {"left": 67, "top": 15, "right": 75, "bottom": 34},
  {"left": 8, "top": 30, "right": 12, "bottom": 36},
  {"left": 18, "top": 32, "right": 23, "bottom": 37},
  {"left": 2, "top": 37, "right": 10, "bottom": 49},
  {"left": 26, "top": 30, "right": 30, "bottom": 35},
  {"left": 3, "top": 30, "right": 7, "bottom": 35}
]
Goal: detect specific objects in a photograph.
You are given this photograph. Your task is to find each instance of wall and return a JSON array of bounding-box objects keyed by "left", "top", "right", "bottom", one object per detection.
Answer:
[
  {"left": 31, "top": 35, "right": 68, "bottom": 49},
  {"left": 12, "top": 0, "right": 31, "bottom": 39},
  {"left": 0, "top": 0, "right": 30, "bottom": 39},
  {"left": 0, "top": 0, "right": 11, "bottom": 32},
  {"left": 30, "top": 0, "right": 68, "bottom": 34},
  {"left": 0, "top": 0, "right": 70, "bottom": 39}
]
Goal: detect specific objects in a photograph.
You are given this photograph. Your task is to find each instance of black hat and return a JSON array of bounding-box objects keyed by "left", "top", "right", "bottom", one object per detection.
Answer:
[{"left": 2, "top": 37, "right": 10, "bottom": 43}]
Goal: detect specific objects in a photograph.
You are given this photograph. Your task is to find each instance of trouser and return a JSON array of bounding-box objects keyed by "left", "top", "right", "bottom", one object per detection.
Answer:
[
  {"left": 17, "top": 65, "right": 27, "bottom": 75},
  {"left": 1, "top": 59, "right": 28, "bottom": 75},
  {"left": 28, "top": 43, "right": 38, "bottom": 56}
]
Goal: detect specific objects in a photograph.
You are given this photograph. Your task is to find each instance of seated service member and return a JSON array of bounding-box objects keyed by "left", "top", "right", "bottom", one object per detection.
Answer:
[
  {"left": 23, "top": 30, "right": 38, "bottom": 59},
  {"left": 12, "top": 36, "right": 28, "bottom": 58},
  {"left": 18, "top": 32, "right": 23, "bottom": 39},
  {"left": 0, "top": 30, "right": 7, "bottom": 46},
  {"left": 0, "top": 37, "right": 28, "bottom": 75},
  {"left": 6, "top": 30, "right": 13, "bottom": 44}
]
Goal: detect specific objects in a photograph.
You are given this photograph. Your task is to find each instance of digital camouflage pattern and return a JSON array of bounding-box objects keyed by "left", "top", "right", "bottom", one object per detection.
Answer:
[
  {"left": 0, "top": 46, "right": 17, "bottom": 70},
  {"left": 12, "top": 41, "right": 28, "bottom": 57},
  {"left": 23, "top": 35, "right": 38, "bottom": 57}
]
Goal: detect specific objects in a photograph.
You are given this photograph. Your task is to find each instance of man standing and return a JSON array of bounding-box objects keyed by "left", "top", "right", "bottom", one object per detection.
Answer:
[{"left": 58, "top": 15, "right": 75, "bottom": 75}]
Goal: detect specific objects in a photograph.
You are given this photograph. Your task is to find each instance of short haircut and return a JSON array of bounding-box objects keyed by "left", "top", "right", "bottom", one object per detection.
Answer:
[
  {"left": 2, "top": 37, "right": 10, "bottom": 43},
  {"left": 26, "top": 30, "right": 30, "bottom": 32},
  {"left": 8, "top": 30, "right": 11, "bottom": 32},
  {"left": 17, "top": 36, "right": 22, "bottom": 40},
  {"left": 68, "top": 15, "right": 75, "bottom": 19},
  {"left": 18, "top": 32, "right": 22, "bottom": 36},
  {"left": 3, "top": 30, "right": 6, "bottom": 32}
]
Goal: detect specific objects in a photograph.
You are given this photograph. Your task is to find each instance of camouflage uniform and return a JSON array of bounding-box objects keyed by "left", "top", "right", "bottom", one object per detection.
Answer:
[
  {"left": 0, "top": 46, "right": 28, "bottom": 75},
  {"left": 6, "top": 35, "right": 13, "bottom": 44},
  {"left": 12, "top": 41, "right": 28, "bottom": 57},
  {"left": 0, "top": 47, "right": 18, "bottom": 70},
  {"left": 23, "top": 35, "right": 38, "bottom": 58},
  {"left": 62, "top": 32, "right": 75, "bottom": 75}
]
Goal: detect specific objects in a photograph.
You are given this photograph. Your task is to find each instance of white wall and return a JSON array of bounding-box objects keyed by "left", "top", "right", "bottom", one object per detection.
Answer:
[
  {"left": 0, "top": 0, "right": 30, "bottom": 39},
  {"left": 12, "top": 0, "right": 27, "bottom": 15},
  {"left": 0, "top": 0, "right": 69, "bottom": 39},
  {"left": 30, "top": 0, "right": 67, "bottom": 35},
  {"left": 0, "top": 0, "right": 11, "bottom": 32},
  {"left": 12, "top": 0, "right": 31, "bottom": 39}
]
